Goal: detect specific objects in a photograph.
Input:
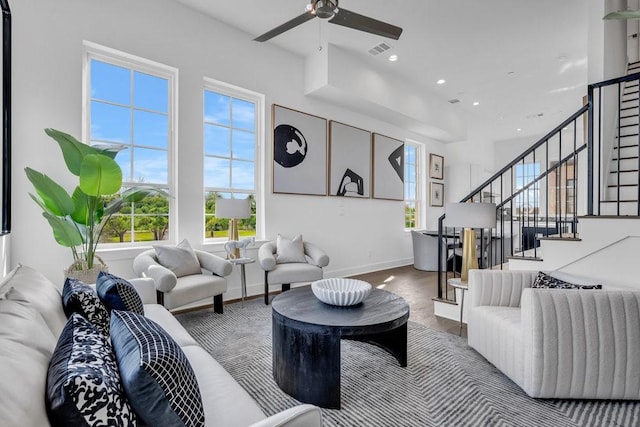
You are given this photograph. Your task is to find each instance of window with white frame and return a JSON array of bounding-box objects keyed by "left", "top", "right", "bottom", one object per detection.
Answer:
[
  {"left": 203, "top": 79, "right": 262, "bottom": 239},
  {"left": 84, "top": 43, "right": 176, "bottom": 244},
  {"left": 404, "top": 142, "right": 421, "bottom": 229},
  {"left": 514, "top": 162, "right": 540, "bottom": 215}
]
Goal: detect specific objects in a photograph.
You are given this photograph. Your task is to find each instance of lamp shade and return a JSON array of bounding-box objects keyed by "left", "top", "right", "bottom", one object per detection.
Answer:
[
  {"left": 445, "top": 202, "right": 496, "bottom": 228},
  {"left": 215, "top": 198, "right": 251, "bottom": 219}
]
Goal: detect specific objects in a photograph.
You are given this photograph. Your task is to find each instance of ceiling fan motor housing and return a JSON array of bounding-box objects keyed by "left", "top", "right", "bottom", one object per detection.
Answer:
[{"left": 312, "top": 0, "right": 339, "bottom": 19}]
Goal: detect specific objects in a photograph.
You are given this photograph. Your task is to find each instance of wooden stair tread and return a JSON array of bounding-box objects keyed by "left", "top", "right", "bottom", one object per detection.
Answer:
[
  {"left": 607, "top": 183, "right": 638, "bottom": 187},
  {"left": 601, "top": 199, "right": 639, "bottom": 203},
  {"left": 506, "top": 255, "right": 543, "bottom": 262},
  {"left": 610, "top": 169, "right": 639, "bottom": 173},
  {"left": 537, "top": 236, "right": 582, "bottom": 242}
]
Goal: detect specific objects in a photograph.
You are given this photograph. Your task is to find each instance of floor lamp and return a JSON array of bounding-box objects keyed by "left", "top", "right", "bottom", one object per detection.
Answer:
[
  {"left": 445, "top": 202, "right": 497, "bottom": 283},
  {"left": 215, "top": 198, "right": 251, "bottom": 258}
]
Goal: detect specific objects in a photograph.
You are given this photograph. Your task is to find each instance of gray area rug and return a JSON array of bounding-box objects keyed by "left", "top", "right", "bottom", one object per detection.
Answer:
[{"left": 176, "top": 298, "right": 640, "bottom": 427}]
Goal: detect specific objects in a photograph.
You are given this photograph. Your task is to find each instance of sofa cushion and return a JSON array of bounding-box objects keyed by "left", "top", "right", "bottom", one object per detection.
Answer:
[
  {"left": 62, "top": 278, "right": 110, "bottom": 335},
  {"left": 154, "top": 238, "right": 202, "bottom": 278},
  {"left": 276, "top": 234, "right": 307, "bottom": 264},
  {"left": 532, "top": 271, "right": 602, "bottom": 290},
  {"left": 0, "top": 298, "right": 58, "bottom": 427},
  {"left": 110, "top": 310, "right": 205, "bottom": 427},
  {"left": 96, "top": 272, "right": 144, "bottom": 315},
  {"left": 46, "top": 313, "right": 137, "bottom": 426},
  {"left": 0, "top": 264, "right": 67, "bottom": 337}
]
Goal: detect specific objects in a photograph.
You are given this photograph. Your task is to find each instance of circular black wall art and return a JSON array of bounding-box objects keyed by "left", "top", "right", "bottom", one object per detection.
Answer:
[{"left": 274, "top": 124, "right": 308, "bottom": 168}]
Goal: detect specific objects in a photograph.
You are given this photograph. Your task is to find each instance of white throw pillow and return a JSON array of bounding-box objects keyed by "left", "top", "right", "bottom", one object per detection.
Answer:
[
  {"left": 276, "top": 234, "right": 307, "bottom": 264},
  {"left": 153, "top": 239, "right": 202, "bottom": 278}
]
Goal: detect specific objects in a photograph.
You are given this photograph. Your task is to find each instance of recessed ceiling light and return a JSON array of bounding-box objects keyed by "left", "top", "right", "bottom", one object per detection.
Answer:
[
  {"left": 516, "top": 128, "right": 522, "bottom": 132},
  {"left": 437, "top": 79, "right": 446, "bottom": 85},
  {"left": 388, "top": 54, "right": 398, "bottom": 62},
  {"left": 473, "top": 101, "right": 480, "bottom": 106}
]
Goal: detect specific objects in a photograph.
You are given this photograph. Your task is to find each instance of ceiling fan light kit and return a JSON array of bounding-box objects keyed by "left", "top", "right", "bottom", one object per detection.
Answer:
[{"left": 254, "top": 0, "right": 402, "bottom": 42}]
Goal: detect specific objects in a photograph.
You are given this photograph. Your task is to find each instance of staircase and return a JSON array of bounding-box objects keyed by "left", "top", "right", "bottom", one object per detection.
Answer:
[
  {"left": 604, "top": 61, "right": 640, "bottom": 215},
  {"left": 433, "top": 67, "right": 640, "bottom": 320}
]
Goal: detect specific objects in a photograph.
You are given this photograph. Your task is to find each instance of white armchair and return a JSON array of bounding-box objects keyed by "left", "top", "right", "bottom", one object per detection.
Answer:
[
  {"left": 467, "top": 269, "right": 640, "bottom": 399},
  {"left": 133, "top": 243, "right": 232, "bottom": 313},
  {"left": 258, "top": 237, "right": 329, "bottom": 305}
]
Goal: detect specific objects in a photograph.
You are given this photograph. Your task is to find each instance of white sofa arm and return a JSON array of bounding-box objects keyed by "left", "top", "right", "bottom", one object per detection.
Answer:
[
  {"left": 249, "top": 405, "right": 322, "bottom": 427},
  {"left": 258, "top": 241, "right": 277, "bottom": 271},
  {"left": 133, "top": 249, "right": 178, "bottom": 292},
  {"left": 195, "top": 249, "right": 232, "bottom": 277},
  {"left": 468, "top": 269, "right": 538, "bottom": 309},
  {"left": 304, "top": 242, "right": 329, "bottom": 268},
  {"left": 128, "top": 277, "right": 157, "bottom": 305},
  {"left": 521, "top": 288, "right": 640, "bottom": 399}
]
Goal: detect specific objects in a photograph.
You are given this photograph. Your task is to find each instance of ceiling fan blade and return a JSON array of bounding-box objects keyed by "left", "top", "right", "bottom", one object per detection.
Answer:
[
  {"left": 328, "top": 8, "right": 403, "bottom": 40},
  {"left": 253, "top": 12, "right": 316, "bottom": 42},
  {"left": 604, "top": 10, "right": 640, "bottom": 20}
]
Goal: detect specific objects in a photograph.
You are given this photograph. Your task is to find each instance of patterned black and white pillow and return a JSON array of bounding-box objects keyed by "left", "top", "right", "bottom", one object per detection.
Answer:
[
  {"left": 96, "top": 272, "right": 144, "bottom": 315},
  {"left": 62, "top": 278, "right": 110, "bottom": 335},
  {"left": 110, "top": 310, "right": 205, "bottom": 427},
  {"left": 46, "top": 313, "right": 137, "bottom": 426},
  {"left": 532, "top": 272, "right": 602, "bottom": 290}
]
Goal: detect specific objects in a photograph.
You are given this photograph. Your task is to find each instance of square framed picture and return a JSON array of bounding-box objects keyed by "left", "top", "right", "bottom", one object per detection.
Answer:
[
  {"left": 372, "top": 133, "right": 404, "bottom": 201},
  {"left": 430, "top": 182, "right": 444, "bottom": 207},
  {"left": 429, "top": 153, "right": 444, "bottom": 180},
  {"left": 272, "top": 104, "right": 328, "bottom": 196},
  {"left": 329, "top": 121, "right": 371, "bottom": 198}
]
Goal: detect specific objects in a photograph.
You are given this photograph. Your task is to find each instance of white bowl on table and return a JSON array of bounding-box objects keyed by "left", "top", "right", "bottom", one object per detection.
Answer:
[{"left": 311, "top": 278, "right": 372, "bottom": 306}]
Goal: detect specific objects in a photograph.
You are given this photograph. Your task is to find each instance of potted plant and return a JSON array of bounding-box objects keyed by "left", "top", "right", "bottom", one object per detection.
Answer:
[{"left": 25, "top": 128, "right": 164, "bottom": 283}]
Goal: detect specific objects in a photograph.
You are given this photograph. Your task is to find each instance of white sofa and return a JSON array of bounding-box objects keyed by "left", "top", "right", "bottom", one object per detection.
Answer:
[
  {"left": 0, "top": 264, "right": 322, "bottom": 427},
  {"left": 467, "top": 269, "right": 640, "bottom": 399}
]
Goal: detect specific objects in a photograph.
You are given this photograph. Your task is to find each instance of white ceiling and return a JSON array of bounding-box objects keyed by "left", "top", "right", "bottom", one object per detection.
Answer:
[{"left": 174, "top": 0, "right": 588, "bottom": 143}]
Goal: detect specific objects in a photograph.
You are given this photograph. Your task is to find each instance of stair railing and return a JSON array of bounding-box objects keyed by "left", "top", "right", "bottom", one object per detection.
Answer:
[
  {"left": 588, "top": 71, "right": 640, "bottom": 216},
  {"left": 436, "top": 106, "right": 588, "bottom": 302}
]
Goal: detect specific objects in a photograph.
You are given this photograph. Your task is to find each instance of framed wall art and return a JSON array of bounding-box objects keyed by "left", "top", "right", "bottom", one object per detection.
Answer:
[
  {"left": 430, "top": 182, "right": 444, "bottom": 207},
  {"left": 372, "top": 133, "right": 404, "bottom": 201},
  {"left": 429, "top": 153, "right": 444, "bottom": 180},
  {"left": 329, "top": 121, "right": 371, "bottom": 198},
  {"left": 272, "top": 104, "right": 327, "bottom": 195}
]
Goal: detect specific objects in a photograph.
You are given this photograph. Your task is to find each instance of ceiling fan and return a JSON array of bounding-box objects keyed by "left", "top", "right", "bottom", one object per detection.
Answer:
[{"left": 253, "top": 0, "right": 403, "bottom": 42}]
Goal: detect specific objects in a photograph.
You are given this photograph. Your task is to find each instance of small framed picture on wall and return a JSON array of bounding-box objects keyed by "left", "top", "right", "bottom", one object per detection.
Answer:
[
  {"left": 429, "top": 153, "right": 444, "bottom": 180},
  {"left": 430, "top": 182, "right": 444, "bottom": 207}
]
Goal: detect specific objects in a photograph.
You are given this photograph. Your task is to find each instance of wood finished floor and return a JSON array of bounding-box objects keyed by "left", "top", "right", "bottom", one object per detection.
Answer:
[{"left": 348, "top": 265, "right": 465, "bottom": 337}]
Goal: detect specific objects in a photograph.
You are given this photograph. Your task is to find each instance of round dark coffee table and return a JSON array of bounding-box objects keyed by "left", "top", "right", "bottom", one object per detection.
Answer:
[{"left": 271, "top": 286, "right": 409, "bottom": 409}]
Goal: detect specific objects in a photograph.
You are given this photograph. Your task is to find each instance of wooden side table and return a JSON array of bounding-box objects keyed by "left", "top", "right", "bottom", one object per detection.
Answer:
[{"left": 448, "top": 278, "right": 468, "bottom": 336}]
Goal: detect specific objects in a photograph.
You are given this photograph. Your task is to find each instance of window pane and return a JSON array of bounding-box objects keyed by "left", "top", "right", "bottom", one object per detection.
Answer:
[
  {"left": 204, "top": 91, "right": 230, "bottom": 125},
  {"left": 134, "top": 110, "right": 168, "bottom": 149},
  {"left": 204, "top": 124, "right": 230, "bottom": 157},
  {"left": 101, "top": 214, "right": 133, "bottom": 243},
  {"left": 91, "top": 60, "right": 130, "bottom": 105},
  {"left": 231, "top": 98, "right": 255, "bottom": 131},
  {"left": 114, "top": 149, "right": 132, "bottom": 182},
  {"left": 134, "top": 71, "right": 168, "bottom": 112},
  {"left": 232, "top": 129, "right": 254, "bottom": 160},
  {"left": 231, "top": 160, "right": 254, "bottom": 190},
  {"left": 91, "top": 101, "right": 130, "bottom": 143},
  {"left": 204, "top": 157, "right": 230, "bottom": 188},
  {"left": 132, "top": 147, "right": 167, "bottom": 184}
]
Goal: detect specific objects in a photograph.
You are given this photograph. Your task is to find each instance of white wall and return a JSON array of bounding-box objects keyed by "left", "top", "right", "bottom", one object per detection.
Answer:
[{"left": 10, "top": 0, "right": 451, "bottom": 295}]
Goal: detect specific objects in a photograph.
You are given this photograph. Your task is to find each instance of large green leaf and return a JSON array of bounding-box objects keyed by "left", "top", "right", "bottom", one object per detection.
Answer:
[
  {"left": 45, "top": 128, "right": 103, "bottom": 176},
  {"left": 42, "top": 212, "right": 84, "bottom": 247},
  {"left": 604, "top": 10, "right": 640, "bottom": 20},
  {"left": 79, "top": 154, "right": 122, "bottom": 197},
  {"left": 24, "top": 167, "right": 75, "bottom": 216},
  {"left": 70, "top": 187, "right": 103, "bottom": 226}
]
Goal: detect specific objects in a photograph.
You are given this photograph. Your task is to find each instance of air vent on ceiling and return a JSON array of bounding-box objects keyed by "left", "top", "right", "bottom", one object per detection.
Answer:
[
  {"left": 448, "top": 99, "right": 461, "bottom": 104},
  {"left": 368, "top": 42, "right": 392, "bottom": 56}
]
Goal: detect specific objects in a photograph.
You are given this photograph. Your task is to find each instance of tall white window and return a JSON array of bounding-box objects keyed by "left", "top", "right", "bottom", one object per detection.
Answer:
[
  {"left": 203, "top": 79, "right": 263, "bottom": 239},
  {"left": 84, "top": 43, "right": 176, "bottom": 244},
  {"left": 404, "top": 142, "right": 421, "bottom": 229},
  {"left": 515, "top": 162, "right": 540, "bottom": 215}
]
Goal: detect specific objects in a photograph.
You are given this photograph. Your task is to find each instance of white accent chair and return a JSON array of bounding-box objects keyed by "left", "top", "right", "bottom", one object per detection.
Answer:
[
  {"left": 258, "top": 240, "right": 329, "bottom": 305},
  {"left": 467, "top": 269, "right": 640, "bottom": 399},
  {"left": 411, "top": 231, "right": 452, "bottom": 271},
  {"left": 133, "top": 248, "right": 232, "bottom": 313}
]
